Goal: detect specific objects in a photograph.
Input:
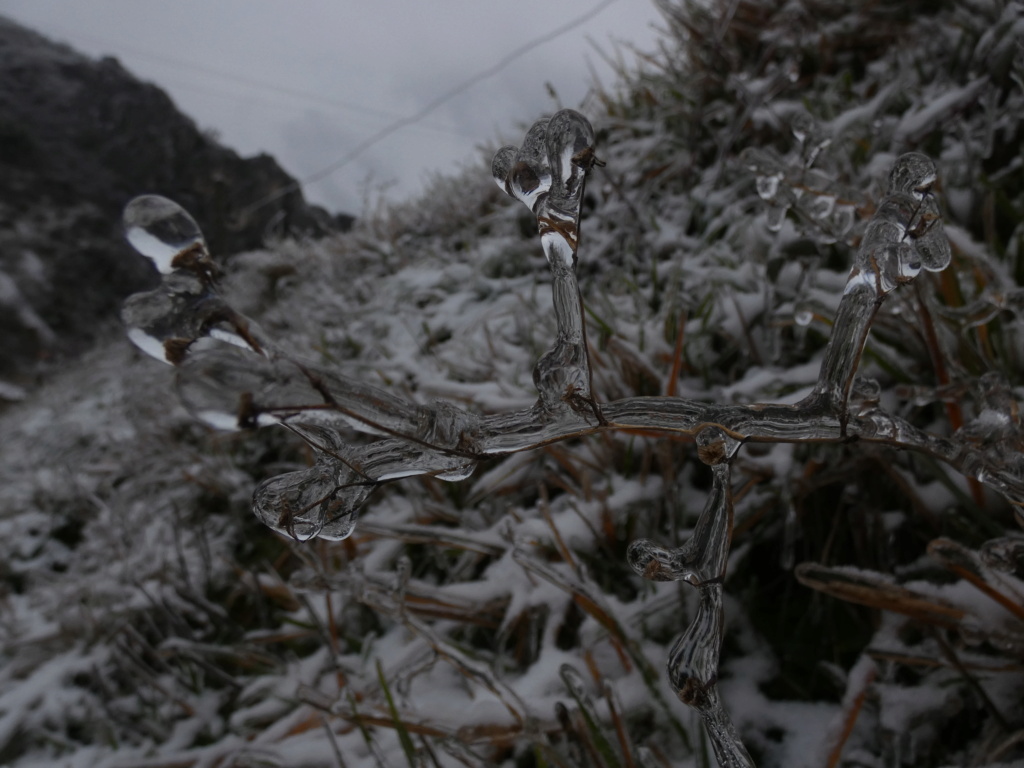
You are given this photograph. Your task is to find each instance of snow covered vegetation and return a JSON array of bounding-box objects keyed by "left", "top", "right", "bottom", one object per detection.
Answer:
[{"left": 2, "top": 0, "right": 1023, "bottom": 766}]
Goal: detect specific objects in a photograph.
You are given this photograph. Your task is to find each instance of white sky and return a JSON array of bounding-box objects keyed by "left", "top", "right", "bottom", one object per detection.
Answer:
[{"left": 0, "top": 0, "right": 664, "bottom": 214}]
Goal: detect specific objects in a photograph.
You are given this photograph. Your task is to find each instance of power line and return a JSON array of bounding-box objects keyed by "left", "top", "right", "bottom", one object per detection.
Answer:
[
  {"left": 24, "top": 25, "right": 473, "bottom": 138},
  {"left": 241, "top": 0, "right": 621, "bottom": 216}
]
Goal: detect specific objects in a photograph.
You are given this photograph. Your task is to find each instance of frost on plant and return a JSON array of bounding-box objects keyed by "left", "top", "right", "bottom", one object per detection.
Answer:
[{"left": 120, "top": 97, "right": 1023, "bottom": 764}]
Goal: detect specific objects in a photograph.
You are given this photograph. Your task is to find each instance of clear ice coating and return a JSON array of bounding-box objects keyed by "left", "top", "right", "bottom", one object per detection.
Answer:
[
  {"left": 628, "top": 461, "right": 734, "bottom": 586},
  {"left": 790, "top": 111, "right": 831, "bottom": 168},
  {"left": 806, "top": 153, "right": 952, "bottom": 421},
  {"left": 980, "top": 537, "right": 1024, "bottom": 578},
  {"left": 120, "top": 194, "right": 489, "bottom": 542},
  {"left": 491, "top": 110, "right": 602, "bottom": 416},
  {"left": 740, "top": 147, "right": 794, "bottom": 232},
  {"left": 122, "top": 195, "right": 266, "bottom": 365},
  {"left": 628, "top": 442, "right": 752, "bottom": 766},
  {"left": 668, "top": 584, "right": 755, "bottom": 768},
  {"left": 885, "top": 152, "right": 951, "bottom": 272},
  {"left": 124, "top": 195, "right": 211, "bottom": 276},
  {"left": 253, "top": 462, "right": 369, "bottom": 541},
  {"left": 116, "top": 140, "right": 1024, "bottom": 768}
]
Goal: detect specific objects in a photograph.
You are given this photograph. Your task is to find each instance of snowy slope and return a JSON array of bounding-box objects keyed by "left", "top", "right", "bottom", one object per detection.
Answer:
[{"left": 1, "top": 1, "right": 1022, "bottom": 766}]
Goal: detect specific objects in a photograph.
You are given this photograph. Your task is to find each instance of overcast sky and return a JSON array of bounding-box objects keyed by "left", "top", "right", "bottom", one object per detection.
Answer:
[{"left": 1, "top": 0, "right": 664, "bottom": 214}]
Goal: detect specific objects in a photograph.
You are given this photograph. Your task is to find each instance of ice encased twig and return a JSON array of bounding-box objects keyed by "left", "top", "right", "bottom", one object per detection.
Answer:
[
  {"left": 628, "top": 430, "right": 752, "bottom": 766},
  {"left": 805, "top": 153, "right": 950, "bottom": 423},
  {"left": 492, "top": 109, "right": 601, "bottom": 418}
]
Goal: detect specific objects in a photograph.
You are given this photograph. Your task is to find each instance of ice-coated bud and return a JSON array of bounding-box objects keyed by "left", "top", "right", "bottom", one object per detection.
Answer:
[
  {"left": 628, "top": 539, "right": 691, "bottom": 582},
  {"left": 491, "top": 110, "right": 598, "bottom": 216},
  {"left": 546, "top": 109, "right": 596, "bottom": 202},
  {"left": 886, "top": 152, "right": 937, "bottom": 198},
  {"left": 490, "top": 145, "right": 518, "bottom": 193},
  {"left": 508, "top": 118, "right": 552, "bottom": 211},
  {"left": 853, "top": 192, "right": 925, "bottom": 294},
  {"left": 696, "top": 425, "right": 739, "bottom": 466},
  {"left": 884, "top": 153, "right": 951, "bottom": 272},
  {"left": 124, "top": 195, "right": 212, "bottom": 277}
]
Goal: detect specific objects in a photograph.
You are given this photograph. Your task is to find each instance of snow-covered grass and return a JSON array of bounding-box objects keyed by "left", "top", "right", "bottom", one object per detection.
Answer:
[{"left": 2, "top": 0, "right": 1023, "bottom": 766}]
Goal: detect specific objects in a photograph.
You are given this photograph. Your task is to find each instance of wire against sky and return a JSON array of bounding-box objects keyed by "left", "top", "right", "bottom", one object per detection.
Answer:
[
  {"left": 27, "top": 25, "right": 473, "bottom": 138},
  {"left": 241, "top": 0, "right": 621, "bottom": 216}
]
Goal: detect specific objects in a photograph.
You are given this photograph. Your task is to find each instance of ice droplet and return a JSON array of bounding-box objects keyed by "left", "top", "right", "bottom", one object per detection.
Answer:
[
  {"left": 546, "top": 109, "right": 595, "bottom": 203},
  {"left": 790, "top": 112, "right": 812, "bottom": 144},
  {"left": 790, "top": 112, "right": 831, "bottom": 168},
  {"left": 253, "top": 464, "right": 370, "bottom": 541},
  {"left": 830, "top": 204, "right": 855, "bottom": 238},
  {"left": 765, "top": 203, "right": 789, "bottom": 232},
  {"left": 124, "top": 195, "right": 210, "bottom": 276},
  {"left": 857, "top": 193, "right": 926, "bottom": 292},
  {"left": 756, "top": 172, "right": 783, "bottom": 201},
  {"left": 807, "top": 193, "right": 835, "bottom": 220},
  {"left": 121, "top": 273, "right": 229, "bottom": 365},
  {"left": 850, "top": 376, "right": 882, "bottom": 410},
  {"left": 793, "top": 306, "right": 814, "bottom": 327},
  {"left": 122, "top": 196, "right": 268, "bottom": 364},
  {"left": 696, "top": 425, "right": 740, "bottom": 466}
]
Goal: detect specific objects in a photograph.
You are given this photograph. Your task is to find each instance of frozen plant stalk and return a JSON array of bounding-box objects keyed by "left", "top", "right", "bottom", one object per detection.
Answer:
[{"left": 121, "top": 108, "right": 1020, "bottom": 764}]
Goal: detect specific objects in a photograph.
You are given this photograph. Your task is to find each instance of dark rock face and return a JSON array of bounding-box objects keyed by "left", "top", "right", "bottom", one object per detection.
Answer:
[{"left": 0, "top": 16, "right": 340, "bottom": 379}]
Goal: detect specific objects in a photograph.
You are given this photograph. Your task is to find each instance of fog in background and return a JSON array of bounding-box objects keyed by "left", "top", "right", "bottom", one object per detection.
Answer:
[{"left": 0, "top": 0, "right": 662, "bottom": 213}]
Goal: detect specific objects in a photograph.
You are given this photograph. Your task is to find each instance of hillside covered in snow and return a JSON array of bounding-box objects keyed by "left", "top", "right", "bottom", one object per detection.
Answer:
[{"left": 1, "top": 1, "right": 1023, "bottom": 766}]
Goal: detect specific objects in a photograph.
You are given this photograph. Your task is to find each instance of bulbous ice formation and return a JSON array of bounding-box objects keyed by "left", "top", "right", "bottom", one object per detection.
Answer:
[{"left": 124, "top": 195, "right": 212, "bottom": 277}]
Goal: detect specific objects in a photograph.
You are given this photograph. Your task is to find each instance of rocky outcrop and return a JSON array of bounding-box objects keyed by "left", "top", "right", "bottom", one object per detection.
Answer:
[{"left": 0, "top": 16, "right": 342, "bottom": 380}]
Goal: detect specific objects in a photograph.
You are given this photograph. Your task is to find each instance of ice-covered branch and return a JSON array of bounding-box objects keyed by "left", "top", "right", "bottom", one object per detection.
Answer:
[{"left": 119, "top": 112, "right": 1019, "bottom": 765}]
